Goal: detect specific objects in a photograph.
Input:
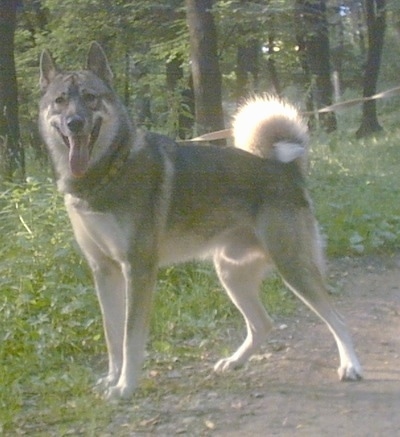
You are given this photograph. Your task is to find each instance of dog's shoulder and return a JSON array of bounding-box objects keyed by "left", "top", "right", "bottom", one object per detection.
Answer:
[{"left": 139, "top": 130, "right": 177, "bottom": 152}]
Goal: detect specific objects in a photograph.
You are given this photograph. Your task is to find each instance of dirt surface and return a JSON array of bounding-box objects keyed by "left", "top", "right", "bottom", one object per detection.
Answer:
[{"left": 106, "top": 255, "right": 400, "bottom": 436}]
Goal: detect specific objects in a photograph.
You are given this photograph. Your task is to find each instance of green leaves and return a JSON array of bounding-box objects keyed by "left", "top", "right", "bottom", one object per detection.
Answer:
[{"left": 0, "top": 179, "right": 103, "bottom": 430}]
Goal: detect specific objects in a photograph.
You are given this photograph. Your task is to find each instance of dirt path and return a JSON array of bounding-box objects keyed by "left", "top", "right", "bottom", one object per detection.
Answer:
[{"left": 107, "top": 256, "right": 400, "bottom": 436}]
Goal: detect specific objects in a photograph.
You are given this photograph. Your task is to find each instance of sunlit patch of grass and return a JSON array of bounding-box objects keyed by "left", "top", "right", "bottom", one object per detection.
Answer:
[{"left": 309, "top": 108, "right": 400, "bottom": 255}]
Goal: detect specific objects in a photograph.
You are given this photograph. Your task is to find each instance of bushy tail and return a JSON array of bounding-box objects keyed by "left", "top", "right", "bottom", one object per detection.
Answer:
[{"left": 232, "top": 95, "right": 309, "bottom": 171}]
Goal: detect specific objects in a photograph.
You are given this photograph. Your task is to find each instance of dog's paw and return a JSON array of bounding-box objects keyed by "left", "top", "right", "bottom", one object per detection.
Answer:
[
  {"left": 104, "top": 383, "right": 136, "bottom": 401},
  {"left": 214, "top": 357, "right": 243, "bottom": 373},
  {"left": 338, "top": 364, "right": 363, "bottom": 381},
  {"left": 95, "top": 373, "right": 118, "bottom": 390}
]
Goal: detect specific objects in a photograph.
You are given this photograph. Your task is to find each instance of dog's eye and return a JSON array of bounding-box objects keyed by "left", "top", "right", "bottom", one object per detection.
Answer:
[
  {"left": 83, "top": 93, "right": 97, "bottom": 104},
  {"left": 55, "top": 96, "right": 66, "bottom": 105}
]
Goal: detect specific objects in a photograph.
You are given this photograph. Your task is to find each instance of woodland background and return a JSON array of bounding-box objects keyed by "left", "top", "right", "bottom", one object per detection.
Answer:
[
  {"left": 2, "top": 2, "right": 400, "bottom": 434},
  {"left": 0, "top": 0, "right": 399, "bottom": 179}
]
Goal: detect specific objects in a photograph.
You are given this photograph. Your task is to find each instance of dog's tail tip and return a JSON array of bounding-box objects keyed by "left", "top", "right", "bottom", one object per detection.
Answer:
[
  {"left": 273, "top": 141, "right": 305, "bottom": 163},
  {"left": 232, "top": 95, "right": 308, "bottom": 163}
]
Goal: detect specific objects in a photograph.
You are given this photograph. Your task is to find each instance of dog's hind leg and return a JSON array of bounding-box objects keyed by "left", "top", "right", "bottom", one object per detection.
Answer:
[
  {"left": 261, "top": 205, "right": 362, "bottom": 381},
  {"left": 213, "top": 229, "right": 274, "bottom": 372}
]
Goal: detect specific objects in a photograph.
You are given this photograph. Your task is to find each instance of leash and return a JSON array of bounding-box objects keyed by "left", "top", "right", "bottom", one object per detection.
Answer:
[
  {"left": 180, "top": 85, "right": 400, "bottom": 143},
  {"left": 304, "top": 85, "right": 400, "bottom": 115}
]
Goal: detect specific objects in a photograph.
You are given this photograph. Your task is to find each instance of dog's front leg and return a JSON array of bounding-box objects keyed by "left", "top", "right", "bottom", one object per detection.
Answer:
[
  {"left": 92, "top": 259, "right": 126, "bottom": 389},
  {"left": 105, "top": 256, "right": 157, "bottom": 400},
  {"left": 65, "top": 205, "right": 127, "bottom": 390}
]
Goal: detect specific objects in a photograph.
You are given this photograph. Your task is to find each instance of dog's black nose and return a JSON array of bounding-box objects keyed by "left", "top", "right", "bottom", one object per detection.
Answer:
[{"left": 67, "top": 116, "right": 85, "bottom": 133}]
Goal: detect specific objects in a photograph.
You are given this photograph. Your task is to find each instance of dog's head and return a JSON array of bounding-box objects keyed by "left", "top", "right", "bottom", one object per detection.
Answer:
[{"left": 39, "top": 42, "right": 124, "bottom": 179}]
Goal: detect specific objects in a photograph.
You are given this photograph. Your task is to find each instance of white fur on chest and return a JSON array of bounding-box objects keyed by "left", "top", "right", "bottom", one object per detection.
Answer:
[{"left": 65, "top": 194, "right": 131, "bottom": 263}]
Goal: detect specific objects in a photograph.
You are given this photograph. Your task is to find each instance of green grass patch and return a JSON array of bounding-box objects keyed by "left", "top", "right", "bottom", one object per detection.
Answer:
[{"left": 310, "top": 109, "right": 400, "bottom": 255}]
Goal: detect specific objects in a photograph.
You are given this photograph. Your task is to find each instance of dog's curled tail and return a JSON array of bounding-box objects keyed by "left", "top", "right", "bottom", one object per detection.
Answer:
[{"left": 233, "top": 95, "right": 309, "bottom": 168}]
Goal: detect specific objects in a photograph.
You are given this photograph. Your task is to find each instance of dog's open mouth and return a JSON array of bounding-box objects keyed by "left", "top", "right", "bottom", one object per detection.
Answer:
[{"left": 57, "top": 118, "right": 102, "bottom": 178}]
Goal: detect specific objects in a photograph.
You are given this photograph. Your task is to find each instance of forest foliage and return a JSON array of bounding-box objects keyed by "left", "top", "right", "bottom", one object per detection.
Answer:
[{"left": 10, "top": 0, "right": 400, "bottom": 153}]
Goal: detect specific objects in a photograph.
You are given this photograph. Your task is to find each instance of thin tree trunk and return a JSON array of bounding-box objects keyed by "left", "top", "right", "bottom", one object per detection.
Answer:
[
  {"left": 265, "top": 35, "right": 281, "bottom": 96},
  {"left": 356, "top": 0, "right": 386, "bottom": 138},
  {"left": 0, "top": 0, "right": 24, "bottom": 179},
  {"left": 295, "top": 0, "right": 337, "bottom": 132},
  {"left": 236, "top": 39, "right": 259, "bottom": 102},
  {"left": 166, "top": 55, "right": 195, "bottom": 139},
  {"left": 185, "top": 0, "right": 224, "bottom": 137}
]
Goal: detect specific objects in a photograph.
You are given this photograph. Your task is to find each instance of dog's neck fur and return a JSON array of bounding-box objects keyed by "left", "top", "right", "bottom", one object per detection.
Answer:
[{"left": 58, "top": 116, "right": 135, "bottom": 201}]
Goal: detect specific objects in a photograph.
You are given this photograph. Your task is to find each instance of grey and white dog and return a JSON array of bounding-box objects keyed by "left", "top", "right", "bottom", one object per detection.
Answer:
[{"left": 38, "top": 42, "right": 362, "bottom": 400}]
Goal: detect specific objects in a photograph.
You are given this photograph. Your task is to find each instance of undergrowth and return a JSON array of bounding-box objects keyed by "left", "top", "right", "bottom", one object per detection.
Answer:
[{"left": 310, "top": 107, "right": 400, "bottom": 255}]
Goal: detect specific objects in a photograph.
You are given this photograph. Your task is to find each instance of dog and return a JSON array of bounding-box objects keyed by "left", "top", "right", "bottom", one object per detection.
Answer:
[{"left": 38, "top": 42, "right": 362, "bottom": 400}]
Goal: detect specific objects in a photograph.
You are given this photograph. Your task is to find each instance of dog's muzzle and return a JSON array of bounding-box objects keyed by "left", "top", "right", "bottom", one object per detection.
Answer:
[{"left": 55, "top": 117, "right": 102, "bottom": 178}]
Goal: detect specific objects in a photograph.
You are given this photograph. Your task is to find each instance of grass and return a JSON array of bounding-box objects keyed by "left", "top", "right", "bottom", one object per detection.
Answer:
[
  {"left": 310, "top": 107, "right": 400, "bottom": 255},
  {"left": 1, "top": 105, "right": 400, "bottom": 433}
]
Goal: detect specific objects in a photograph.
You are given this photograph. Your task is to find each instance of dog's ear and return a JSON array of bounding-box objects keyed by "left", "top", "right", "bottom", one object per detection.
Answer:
[
  {"left": 87, "top": 42, "right": 113, "bottom": 86},
  {"left": 40, "top": 49, "right": 58, "bottom": 92}
]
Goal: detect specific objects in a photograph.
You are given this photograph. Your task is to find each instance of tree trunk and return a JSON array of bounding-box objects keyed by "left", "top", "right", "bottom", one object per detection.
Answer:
[
  {"left": 166, "top": 55, "right": 195, "bottom": 139},
  {"left": 265, "top": 35, "right": 281, "bottom": 96},
  {"left": 356, "top": 0, "right": 386, "bottom": 138},
  {"left": 236, "top": 39, "right": 259, "bottom": 102},
  {"left": 0, "top": 0, "right": 24, "bottom": 180},
  {"left": 185, "top": 0, "right": 224, "bottom": 138},
  {"left": 295, "top": 0, "right": 337, "bottom": 132}
]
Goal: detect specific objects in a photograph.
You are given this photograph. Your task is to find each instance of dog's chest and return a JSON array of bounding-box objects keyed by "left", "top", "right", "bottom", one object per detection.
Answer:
[{"left": 65, "top": 195, "right": 131, "bottom": 262}]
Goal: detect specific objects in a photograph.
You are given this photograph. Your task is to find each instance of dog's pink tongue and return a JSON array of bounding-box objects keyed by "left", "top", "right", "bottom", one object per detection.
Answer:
[{"left": 69, "top": 138, "right": 89, "bottom": 178}]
